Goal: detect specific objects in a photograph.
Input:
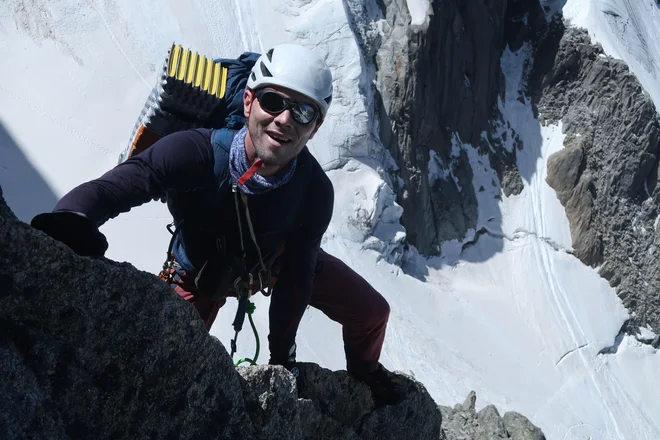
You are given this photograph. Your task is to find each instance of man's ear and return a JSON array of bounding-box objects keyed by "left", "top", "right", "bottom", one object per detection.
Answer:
[{"left": 243, "top": 89, "right": 255, "bottom": 118}]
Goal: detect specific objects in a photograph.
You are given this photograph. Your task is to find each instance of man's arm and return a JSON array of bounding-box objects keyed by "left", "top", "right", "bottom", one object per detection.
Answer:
[
  {"left": 31, "top": 129, "right": 215, "bottom": 256},
  {"left": 267, "top": 163, "right": 334, "bottom": 365},
  {"left": 55, "top": 129, "right": 215, "bottom": 226}
]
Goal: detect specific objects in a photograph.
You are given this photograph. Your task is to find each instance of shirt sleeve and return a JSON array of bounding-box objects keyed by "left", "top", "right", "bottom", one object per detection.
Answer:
[
  {"left": 267, "top": 161, "right": 334, "bottom": 363},
  {"left": 54, "top": 129, "right": 215, "bottom": 227}
]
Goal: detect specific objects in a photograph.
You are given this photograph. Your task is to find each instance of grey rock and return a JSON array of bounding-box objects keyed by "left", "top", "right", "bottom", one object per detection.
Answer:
[
  {"left": 359, "top": 369, "right": 441, "bottom": 440},
  {"left": 295, "top": 362, "right": 372, "bottom": 430},
  {"left": 534, "top": 23, "right": 660, "bottom": 333},
  {"left": 500, "top": 165, "right": 525, "bottom": 197},
  {"left": 462, "top": 390, "right": 477, "bottom": 411},
  {"left": 237, "top": 365, "right": 302, "bottom": 440},
  {"left": 477, "top": 405, "right": 507, "bottom": 438},
  {"left": 297, "top": 397, "right": 362, "bottom": 440},
  {"left": 503, "top": 412, "right": 546, "bottom": 440},
  {"left": 546, "top": 141, "right": 585, "bottom": 204},
  {"left": 441, "top": 392, "right": 544, "bottom": 440},
  {"left": 565, "top": 174, "right": 602, "bottom": 265}
]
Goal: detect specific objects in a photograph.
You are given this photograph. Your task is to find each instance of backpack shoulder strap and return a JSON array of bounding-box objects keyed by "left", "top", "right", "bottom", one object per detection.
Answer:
[{"left": 210, "top": 127, "right": 240, "bottom": 186}]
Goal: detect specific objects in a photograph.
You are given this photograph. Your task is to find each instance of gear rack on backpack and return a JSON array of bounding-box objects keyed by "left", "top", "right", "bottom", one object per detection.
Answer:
[{"left": 118, "top": 43, "right": 229, "bottom": 164}]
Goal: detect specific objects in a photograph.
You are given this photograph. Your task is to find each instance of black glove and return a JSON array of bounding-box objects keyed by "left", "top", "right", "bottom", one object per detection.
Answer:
[{"left": 31, "top": 211, "right": 108, "bottom": 257}]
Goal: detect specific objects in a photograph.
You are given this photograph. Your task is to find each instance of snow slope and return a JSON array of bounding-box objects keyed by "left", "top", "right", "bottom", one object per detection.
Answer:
[{"left": 1, "top": 1, "right": 659, "bottom": 438}]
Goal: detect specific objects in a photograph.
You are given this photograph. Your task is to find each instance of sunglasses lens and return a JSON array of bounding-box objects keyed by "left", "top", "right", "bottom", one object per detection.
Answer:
[
  {"left": 258, "top": 91, "right": 288, "bottom": 113},
  {"left": 291, "top": 103, "right": 317, "bottom": 125}
]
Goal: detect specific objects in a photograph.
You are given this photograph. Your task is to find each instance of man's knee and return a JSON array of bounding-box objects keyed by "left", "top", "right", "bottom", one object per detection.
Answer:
[{"left": 367, "top": 292, "right": 390, "bottom": 328}]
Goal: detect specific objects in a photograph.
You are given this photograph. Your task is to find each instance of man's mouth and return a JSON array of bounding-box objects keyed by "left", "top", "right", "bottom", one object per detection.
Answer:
[{"left": 267, "top": 132, "right": 291, "bottom": 144}]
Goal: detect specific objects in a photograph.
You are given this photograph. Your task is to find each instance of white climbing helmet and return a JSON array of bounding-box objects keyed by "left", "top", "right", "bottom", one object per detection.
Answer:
[{"left": 247, "top": 44, "right": 333, "bottom": 118}]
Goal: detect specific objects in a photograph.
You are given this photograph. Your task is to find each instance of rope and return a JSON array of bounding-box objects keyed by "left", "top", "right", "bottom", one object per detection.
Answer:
[
  {"left": 233, "top": 184, "right": 247, "bottom": 262},
  {"left": 241, "top": 192, "right": 268, "bottom": 274}
]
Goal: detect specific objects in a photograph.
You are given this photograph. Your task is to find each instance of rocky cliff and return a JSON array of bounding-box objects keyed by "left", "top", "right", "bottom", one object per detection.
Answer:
[
  {"left": 535, "top": 23, "right": 660, "bottom": 339},
  {"left": 0, "top": 187, "right": 544, "bottom": 439}
]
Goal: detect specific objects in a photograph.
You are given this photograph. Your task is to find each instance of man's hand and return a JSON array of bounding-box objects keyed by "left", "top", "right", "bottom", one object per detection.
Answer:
[{"left": 31, "top": 211, "right": 108, "bottom": 257}]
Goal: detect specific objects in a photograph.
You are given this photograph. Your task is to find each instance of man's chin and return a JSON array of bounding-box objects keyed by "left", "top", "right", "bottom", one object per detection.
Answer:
[
  {"left": 257, "top": 147, "right": 291, "bottom": 166},
  {"left": 257, "top": 153, "right": 289, "bottom": 168}
]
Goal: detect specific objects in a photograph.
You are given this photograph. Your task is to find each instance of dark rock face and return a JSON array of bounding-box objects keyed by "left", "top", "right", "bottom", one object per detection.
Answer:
[
  {"left": 383, "top": 0, "right": 509, "bottom": 254},
  {"left": 535, "top": 24, "right": 660, "bottom": 333},
  {"left": 0, "top": 189, "right": 255, "bottom": 439},
  {"left": 345, "top": 0, "right": 509, "bottom": 254},
  {"left": 344, "top": 0, "right": 550, "bottom": 255},
  {"left": 0, "top": 187, "right": 455, "bottom": 440}
]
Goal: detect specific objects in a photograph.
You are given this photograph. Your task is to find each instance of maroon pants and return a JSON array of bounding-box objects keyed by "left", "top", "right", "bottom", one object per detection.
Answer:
[{"left": 174, "top": 248, "right": 390, "bottom": 374}]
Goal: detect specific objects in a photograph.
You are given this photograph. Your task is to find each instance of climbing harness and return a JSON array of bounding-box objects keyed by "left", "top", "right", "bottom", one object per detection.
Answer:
[
  {"left": 157, "top": 178, "right": 275, "bottom": 366},
  {"left": 158, "top": 212, "right": 264, "bottom": 366}
]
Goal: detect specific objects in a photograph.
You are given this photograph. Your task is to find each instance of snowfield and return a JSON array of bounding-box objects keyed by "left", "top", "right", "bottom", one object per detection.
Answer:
[{"left": 1, "top": 0, "right": 659, "bottom": 438}]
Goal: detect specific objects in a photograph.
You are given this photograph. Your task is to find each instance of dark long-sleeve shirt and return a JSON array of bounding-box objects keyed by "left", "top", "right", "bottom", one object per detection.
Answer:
[{"left": 55, "top": 128, "right": 334, "bottom": 360}]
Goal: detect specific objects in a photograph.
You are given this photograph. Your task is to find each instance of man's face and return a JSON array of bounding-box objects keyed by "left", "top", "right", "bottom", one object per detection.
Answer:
[{"left": 243, "top": 86, "right": 323, "bottom": 170}]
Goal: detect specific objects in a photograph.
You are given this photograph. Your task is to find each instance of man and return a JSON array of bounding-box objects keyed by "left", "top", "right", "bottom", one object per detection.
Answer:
[{"left": 31, "top": 44, "right": 403, "bottom": 405}]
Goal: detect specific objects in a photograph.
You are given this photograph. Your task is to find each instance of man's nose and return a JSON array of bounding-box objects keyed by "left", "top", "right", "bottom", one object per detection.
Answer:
[{"left": 274, "top": 108, "right": 294, "bottom": 126}]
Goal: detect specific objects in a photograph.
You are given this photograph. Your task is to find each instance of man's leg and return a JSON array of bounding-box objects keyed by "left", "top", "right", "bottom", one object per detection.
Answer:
[
  {"left": 310, "top": 249, "right": 403, "bottom": 405},
  {"left": 309, "top": 249, "right": 390, "bottom": 375}
]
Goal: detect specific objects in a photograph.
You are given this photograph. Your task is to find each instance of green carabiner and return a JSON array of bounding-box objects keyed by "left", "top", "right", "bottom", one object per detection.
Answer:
[{"left": 235, "top": 301, "right": 260, "bottom": 366}]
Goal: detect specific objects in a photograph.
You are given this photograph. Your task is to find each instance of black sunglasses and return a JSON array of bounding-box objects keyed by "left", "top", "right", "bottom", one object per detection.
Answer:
[{"left": 254, "top": 89, "right": 320, "bottom": 125}]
